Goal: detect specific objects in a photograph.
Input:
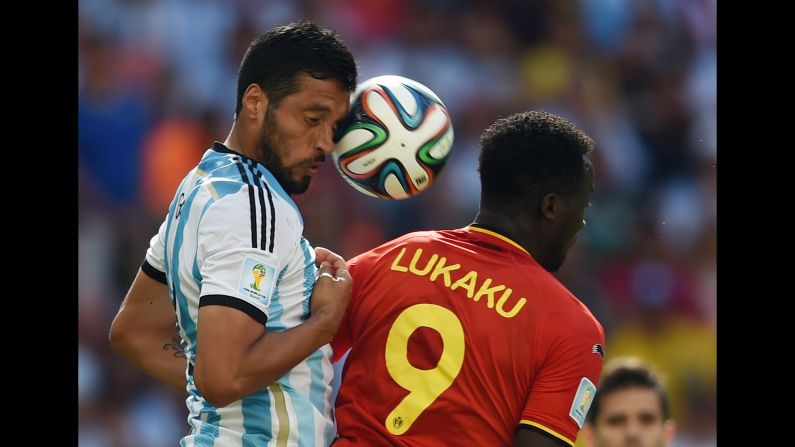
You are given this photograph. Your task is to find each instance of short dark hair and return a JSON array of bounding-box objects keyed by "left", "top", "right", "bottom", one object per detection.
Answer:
[
  {"left": 235, "top": 21, "right": 357, "bottom": 117},
  {"left": 587, "top": 358, "right": 671, "bottom": 424},
  {"left": 478, "top": 110, "right": 594, "bottom": 214}
]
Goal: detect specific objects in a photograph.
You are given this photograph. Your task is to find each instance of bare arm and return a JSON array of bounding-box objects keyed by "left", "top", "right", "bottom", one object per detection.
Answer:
[
  {"left": 109, "top": 268, "right": 188, "bottom": 390},
  {"left": 194, "top": 249, "right": 352, "bottom": 407},
  {"left": 514, "top": 428, "right": 574, "bottom": 447}
]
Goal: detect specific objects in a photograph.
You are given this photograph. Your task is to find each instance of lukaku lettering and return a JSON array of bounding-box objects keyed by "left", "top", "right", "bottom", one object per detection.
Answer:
[{"left": 390, "top": 247, "right": 527, "bottom": 318}]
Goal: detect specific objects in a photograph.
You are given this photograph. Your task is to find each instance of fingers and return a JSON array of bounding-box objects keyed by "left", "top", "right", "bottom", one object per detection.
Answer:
[
  {"left": 314, "top": 247, "right": 334, "bottom": 264},
  {"left": 332, "top": 264, "right": 351, "bottom": 282},
  {"left": 315, "top": 261, "right": 351, "bottom": 284},
  {"left": 314, "top": 247, "right": 348, "bottom": 271},
  {"left": 316, "top": 262, "right": 335, "bottom": 281}
]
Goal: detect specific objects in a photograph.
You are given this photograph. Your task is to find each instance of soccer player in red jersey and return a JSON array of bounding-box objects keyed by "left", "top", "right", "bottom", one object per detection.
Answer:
[{"left": 331, "top": 111, "right": 605, "bottom": 447}]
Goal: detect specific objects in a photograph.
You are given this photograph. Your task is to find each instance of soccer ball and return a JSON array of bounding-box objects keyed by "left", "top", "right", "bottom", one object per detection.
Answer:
[{"left": 332, "top": 75, "right": 454, "bottom": 200}]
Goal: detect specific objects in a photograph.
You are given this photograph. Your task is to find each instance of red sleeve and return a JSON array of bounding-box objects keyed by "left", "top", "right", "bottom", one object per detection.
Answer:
[
  {"left": 331, "top": 256, "right": 363, "bottom": 363},
  {"left": 519, "top": 314, "right": 605, "bottom": 446}
]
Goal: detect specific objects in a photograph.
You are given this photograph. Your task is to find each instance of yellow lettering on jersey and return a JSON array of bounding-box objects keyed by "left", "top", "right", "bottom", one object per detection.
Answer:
[
  {"left": 429, "top": 257, "right": 461, "bottom": 287},
  {"left": 473, "top": 278, "right": 506, "bottom": 308},
  {"left": 408, "top": 248, "right": 438, "bottom": 276},
  {"left": 496, "top": 289, "right": 527, "bottom": 318},
  {"left": 390, "top": 248, "right": 526, "bottom": 319},
  {"left": 450, "top": 270, "right": 478, "bottom": 298},
  {"left": 391, "top": 247, "right": 409, "bottom": 272}
]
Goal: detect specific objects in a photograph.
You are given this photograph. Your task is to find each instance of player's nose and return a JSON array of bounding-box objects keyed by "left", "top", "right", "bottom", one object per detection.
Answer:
[{"left": 317, "top": 125, "right": 335, "bottom": 154}]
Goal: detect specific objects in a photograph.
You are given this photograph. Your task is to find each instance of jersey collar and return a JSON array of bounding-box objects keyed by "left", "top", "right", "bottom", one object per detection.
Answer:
[
  {"left": 466, "top": 224, "right": 532, "bottom": 257},
  {"left": 211, "top": 142, "right": 303, "bottom": 225}
]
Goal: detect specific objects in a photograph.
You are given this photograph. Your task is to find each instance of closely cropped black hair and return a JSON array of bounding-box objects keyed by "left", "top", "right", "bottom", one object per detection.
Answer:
[
  {"left": 587, "top": 358, "right": 671, "bottom": 423},
  {"left": 478, "top": 110, "right": 594, "bottom": 213},
  {"left": 235, "top": 21, "right": 357, "bottom": 117}
]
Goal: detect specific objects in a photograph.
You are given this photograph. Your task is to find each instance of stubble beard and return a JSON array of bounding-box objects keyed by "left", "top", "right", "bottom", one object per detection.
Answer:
[{"left": 257, "top": 110, "right": 312, "bottom": 195}]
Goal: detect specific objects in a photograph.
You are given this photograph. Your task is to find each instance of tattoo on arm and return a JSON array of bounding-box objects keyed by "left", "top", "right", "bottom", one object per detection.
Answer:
[{"left": 163, "top": 336, "right": 187, "bottom": 358}]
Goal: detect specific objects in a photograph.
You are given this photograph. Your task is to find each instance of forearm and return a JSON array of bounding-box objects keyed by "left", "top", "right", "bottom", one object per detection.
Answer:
[
  {"left": 236, "top": 315, "right": 334, "bottom": 397},
  {"left": 195, "top": 312, "right": 336, "bottom": 405},
  {"left": 112, "top": 327, "right": 188, "bottom": 391},
  {"left": 110, "top": 268, "right": 187, "bottom": 390},
  {"left": 194, "top": 255, "right": 352, "bottom": 407}
]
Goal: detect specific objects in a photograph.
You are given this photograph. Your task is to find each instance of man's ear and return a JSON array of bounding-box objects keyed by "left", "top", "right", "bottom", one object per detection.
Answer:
[
  {"left": 663, "top": 419, "right": 676, "bottom": 445},
  {"left": 540, "top": 193, "right": 566, "bottom": 221},
  {"left": 241, "top": 84, "right": 269, "bottom": 122}
]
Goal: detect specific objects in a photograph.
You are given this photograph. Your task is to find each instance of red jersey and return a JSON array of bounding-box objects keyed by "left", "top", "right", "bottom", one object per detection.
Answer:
[{"left": 331, "top": 227, "right": 605, "bottom": 446}]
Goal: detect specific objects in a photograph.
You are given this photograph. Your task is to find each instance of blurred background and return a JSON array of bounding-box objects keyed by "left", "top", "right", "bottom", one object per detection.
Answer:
[{"left": 78, "top": 0, "right": 716, "bottom": 446}]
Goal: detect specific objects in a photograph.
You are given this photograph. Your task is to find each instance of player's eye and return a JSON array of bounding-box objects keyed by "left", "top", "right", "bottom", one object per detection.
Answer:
[
  {"left": 306, "top": 116, "right": 320, "bottom": 126},
  {"left": 605, "top": 415, "right": 626, "bottom": 427},
  {"left": 639, "top": 413, "right": 659, "bottom": 425}
]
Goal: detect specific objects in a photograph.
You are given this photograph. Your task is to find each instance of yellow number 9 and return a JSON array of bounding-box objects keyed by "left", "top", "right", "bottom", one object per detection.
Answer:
[{"left": 384, "top": 303, "right": 465, "bottom": 435}]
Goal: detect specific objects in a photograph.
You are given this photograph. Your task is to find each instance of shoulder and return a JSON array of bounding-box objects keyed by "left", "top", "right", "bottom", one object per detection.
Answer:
[
  {"left": 543, "top": 302, "right": 604, "bottom": 350},
  {"left": 201, "top": 161, "right": 301, "bottom": 226},
  {"left": 524, "top": 271, "right": 604, "bottom": 339},
  {"left": 349, "top": 230, "right": 443, "bottom": 265}
]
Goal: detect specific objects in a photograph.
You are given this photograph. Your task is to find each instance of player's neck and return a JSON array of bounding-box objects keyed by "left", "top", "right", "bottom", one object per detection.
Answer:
[
  {"left": 224, "top": 122, "right": 261, "bottom": 163},
  {"left": 471, "top": 209, "right": 538, "bottom": 256}
]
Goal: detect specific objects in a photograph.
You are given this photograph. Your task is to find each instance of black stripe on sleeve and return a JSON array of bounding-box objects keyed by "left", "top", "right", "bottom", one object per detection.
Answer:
[
  {"left": 233, "top": 158, "right": 258, "bottom": 249},
  {"left": 257, "top": 185, "right": 267, "bottom": 251},
  {"left": 255, "top": 170, "right": 277, "bottom": 253},
  {"left": 247, "top": 160, "right": 269, "bottom": 252},
  {"left": 141, "top": 259, "right": 168, "bottom": 284},
  {"left": 517, "top": 424, "right": 572, "bottom": 447},
  {"left": 265, "top": 182, "right": 276, "bottom": 253},
  {"left": 248, "top": 162, "right": 276, "bottom": 254},
  {"left": 199, "top": 294, "right": 268, "bottom": 327}
]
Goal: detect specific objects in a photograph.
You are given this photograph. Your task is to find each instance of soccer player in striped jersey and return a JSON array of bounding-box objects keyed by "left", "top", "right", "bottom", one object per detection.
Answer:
[
  {"left": 331, "top": 111, "right": 605, "bottom": 447},
  {"left": 110, "top": 22, "right": 357, "bottom": 447}
]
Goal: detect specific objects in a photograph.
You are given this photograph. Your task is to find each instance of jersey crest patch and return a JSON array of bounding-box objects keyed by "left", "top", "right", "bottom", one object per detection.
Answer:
[
  {"left": 238, "top": 256, "right": 277, "bottom": 306},
  {"left": 569, "top": 377, "right": 596, "bottom": 428}
]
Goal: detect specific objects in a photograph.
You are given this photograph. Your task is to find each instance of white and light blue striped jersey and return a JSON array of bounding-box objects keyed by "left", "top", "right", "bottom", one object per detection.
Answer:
[{"left": 142, "top": 142, "right": 335, "bottom": 447}]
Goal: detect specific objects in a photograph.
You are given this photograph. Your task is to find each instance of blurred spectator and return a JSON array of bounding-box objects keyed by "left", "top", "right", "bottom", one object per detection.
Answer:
[
  {"left": 603, "top": 310, "right": 716, "bottom": 426},
  {"left": 78, "top": 32, "right": 151, "bottom": 208},
  {"left": 139, "top": 115, "right": 213, "bottom": 215},
  {"left": 577, "top": 357, "right": 676, "bottom": 447}
]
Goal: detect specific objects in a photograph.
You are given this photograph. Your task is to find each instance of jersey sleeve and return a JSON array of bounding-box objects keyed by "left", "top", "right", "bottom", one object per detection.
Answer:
[
  {"left": 330, "top": 255, "right": 365, "bottom": 362},
  {"left": 142, "top": 217, "right": 168, "bottom": 284},
  {"left": 196, "top": 191, "right": 291, "bottom": 326},
  {"left": 519, "top": 314, "right": 605, "bottom": 446}
]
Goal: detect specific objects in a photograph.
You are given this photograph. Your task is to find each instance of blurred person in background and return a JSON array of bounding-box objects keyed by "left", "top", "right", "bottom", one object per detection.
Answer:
[
  {"left": 580, "top": 357, "right": 675, "bottom": 447},
  {"left": 108, "top": 21, "right": 356, "bottom": 446},
  {"left": 331, "top": 111, "right": 604, "bottom": 447}
]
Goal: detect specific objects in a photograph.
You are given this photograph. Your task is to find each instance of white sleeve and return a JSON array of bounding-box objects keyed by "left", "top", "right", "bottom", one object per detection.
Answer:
[
  {"left": 197, "top": 191, "right": 292, "bottom": 325},
  {"left": 142, "top": 217, "right": 168, "bottom": 284}
]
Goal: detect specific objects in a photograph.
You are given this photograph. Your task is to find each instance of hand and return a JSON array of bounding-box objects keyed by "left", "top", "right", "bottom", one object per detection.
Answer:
[
  {"left": 309, "top": 247, "right": 352, "bottom": 341},
  {"left": 314, "top": 246, "right": 348, "bottom": 272}
]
